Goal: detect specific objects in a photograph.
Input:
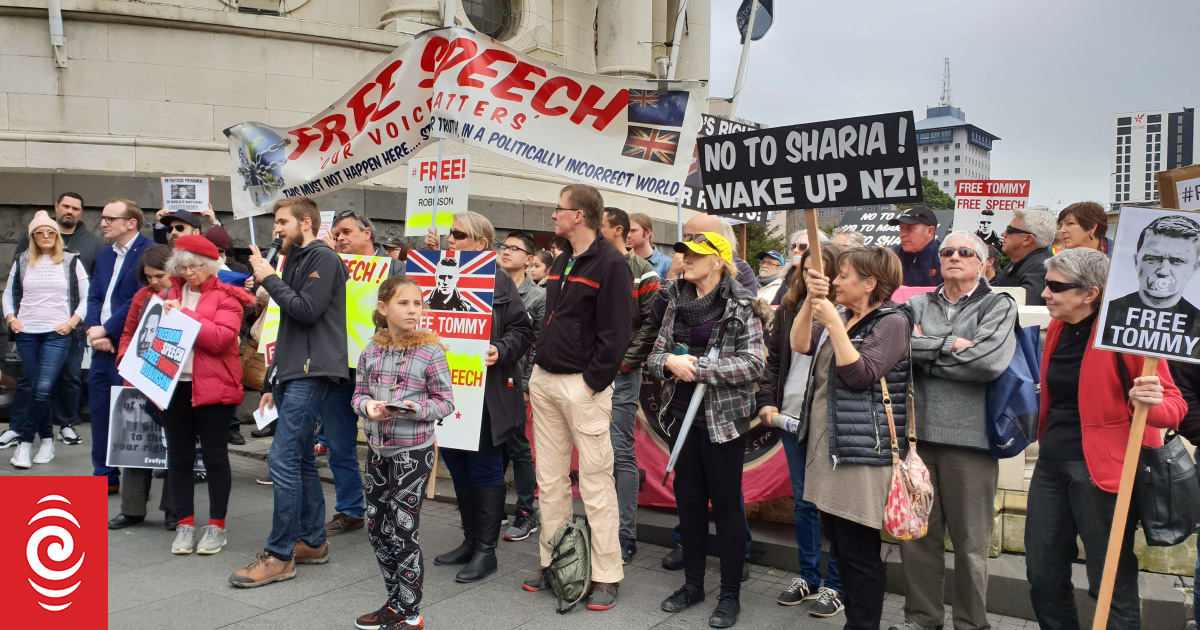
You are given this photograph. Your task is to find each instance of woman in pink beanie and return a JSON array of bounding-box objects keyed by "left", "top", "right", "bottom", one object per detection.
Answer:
[
  {"left": 1, "top": 211, "right": 90, "bottom": 468},
  {"left": 159, "top": 234, "right": 253, "bottom": 556}
]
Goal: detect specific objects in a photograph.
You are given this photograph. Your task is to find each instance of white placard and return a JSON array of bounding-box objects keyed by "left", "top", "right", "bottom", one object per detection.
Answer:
[
  {"left": 952, "top": 180, "right": 1030, "bottom": 249},
  {"left": 405, "top": 155, "right": 470, "bottom": 237},
  {"left": 117, "top": 296, "right": 203, "bottom": 408},
  {"left": 317, "top": 210, "right": 335, "bottom": 239},
  {"left": 105, "top": 386, "right": 205, "bottom": 470},
  {"left": 1175, "top": 176, "right": 1200, "bottom": 212},
  {"left": 161, "top": 177, "right": 210, "bottom": 213}
]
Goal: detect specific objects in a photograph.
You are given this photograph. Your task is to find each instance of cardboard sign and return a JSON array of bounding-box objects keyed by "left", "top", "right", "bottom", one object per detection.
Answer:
[
  {"left": 1095, "top": 206, "right": 1200, "bottom": 364},
  {"left": 116, "top": 296, "right": 202, "bottom": 409},
  {"left": 160, "top": 177, "right": 209, "bottom": 213},
  {"left": 696, "top": 111, "right": 923, "bottom": 213},
  {"left": 680, "top": 114, "right": 769, "bottom": 225},
  {"left": 1156, "top": 164, "right": 1200, "bottom": 212},
  {"left": 105, "top": 386, "right": 205, "bottom": 470},
  {"left": 952, "top": 180, "right": 1030, "bottom": 249},
  {"left": 405, "top": 155, "right": 470, "bottom": 236},
  {"left": 837, "top": 208, "right": 955, "bottom": 248},
  {"left": 225, "top": 26, "right": 704, "bottom": 218},
  {"left": 407, "top": 250, "right": 496, "bottom": 452}
]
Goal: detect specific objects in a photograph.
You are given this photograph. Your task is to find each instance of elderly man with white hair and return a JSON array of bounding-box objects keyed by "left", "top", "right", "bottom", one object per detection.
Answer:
[{"left": 993, "top": 209, "right": 1057, "bottom": 305}]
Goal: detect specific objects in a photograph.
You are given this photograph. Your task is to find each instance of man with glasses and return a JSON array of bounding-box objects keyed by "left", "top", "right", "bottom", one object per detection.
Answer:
[
  {"left": 888, "top": 205, "right": 943, "bottom": 287},
  {"left": 497, "top": 230, "right": 546, "bottom": 543},
  {"left": 86, "top": 199, "right": 153, "bottom": 494},
  {"left": 994, "top": 209, "right": 1056, "bottom": 305}
]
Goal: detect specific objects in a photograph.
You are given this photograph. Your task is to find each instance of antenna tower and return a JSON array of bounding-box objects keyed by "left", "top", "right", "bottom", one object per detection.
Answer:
[{"left": 939, "top": 57, "right": 952, "bottom": 107}]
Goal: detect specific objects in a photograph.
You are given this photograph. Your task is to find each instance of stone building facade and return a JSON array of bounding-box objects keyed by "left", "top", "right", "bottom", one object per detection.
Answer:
[{"left": 0, "top": 0, "right": 710, "bottom": 265}]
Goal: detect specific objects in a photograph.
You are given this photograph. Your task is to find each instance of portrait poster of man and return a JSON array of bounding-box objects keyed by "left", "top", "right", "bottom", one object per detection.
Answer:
[
  {"left": 160, "top": 176, "right": 209, "bottom": 213},
  {"left": 117, "top": 295, "right": 204, "bottom": 408},
  {"left": 105, "top": 386, "right": 205, "bottom": 470},
  {"left": 1095, "top": 206, "right": 1200, "bottom": 363}
]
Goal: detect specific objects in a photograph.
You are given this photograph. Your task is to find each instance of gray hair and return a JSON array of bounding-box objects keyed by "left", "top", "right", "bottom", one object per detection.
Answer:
[
  {"left": 789, "top": 229, "right": 830, "bottom": 245},
  {"left": 831, "top": 226, "right": 865, "bottom": 247},
  {"left": 718, "top": 219, "right": 738, "bottom": 253},
  {"left": 166, "top": 249, "right": 222, "bottom": 277},
  {"left": 1014, "top": 209, "right": 1057, "bottom": 248},
  {"left": 1044, "top": 247, "right": 1109, "bottom": 292},
  {"left": 942, "top": 230, "right": 988, "bottom": 264}
]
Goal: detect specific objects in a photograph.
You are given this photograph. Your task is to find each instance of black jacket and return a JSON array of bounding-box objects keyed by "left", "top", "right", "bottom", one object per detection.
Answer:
[
  {"left": 756, "top": 300, "right": 798, "bottom": 412},
  {"left": 894, "top": 239, "right": 943, "bottom": 287},
  {"left": 992, "top": 248, "right": 1051, "bottom": 306},
  {"left": 482, "top": 271, "right": 536, "bottom": 446},
  {"left": 535, "top": 233, "right": 633, "bottom": 393},
  {"left": 1171, "top": 361, "right": 1200, "bottom": 445},
  {"left": 261, "top": 239, "right": 349, "bottom": 388}
]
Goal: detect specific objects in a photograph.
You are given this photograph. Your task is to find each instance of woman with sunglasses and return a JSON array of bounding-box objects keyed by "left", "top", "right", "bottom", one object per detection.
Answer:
[
  {"left": 425, "top": 213, "right": 535, "bottom": 582},
  {"left": 757, "top": 243, "right": 847, "bottom": 618},
  {"left": 1025, "top": 247, "right": 1182, "bottom": 629},
  {"left": 771, "top": 230, "right": 830, "bottom": 306},
  {"left": 647, "top": 231, "right": 766, "bottom": 628},
  {"left": 2, "top": 212, "right": 90, "bottom": 468},
  {"left": 895, "top": 232, "right": 1017, "bottom": 630},
  {"left": 789, "top": 246, "right": 911, "bottom": 630},
  {"left": 1056, "top": 201, "right": 1112, "bottom": 257},
  {"left": 159, "top": 236, "right": 254, "bottom": 556}
]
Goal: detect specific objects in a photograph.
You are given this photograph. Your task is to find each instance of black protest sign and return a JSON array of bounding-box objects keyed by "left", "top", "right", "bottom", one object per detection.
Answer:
[
  {"left": 697, "top": 111, "right": 923, "bottom": 213},
  {"left": 1095, "top": 206, "right": 1200, "bottom": 364},
  {"left": 837, "top": 208, "right": 954, "bottom": 248},
  {"left": 680, "top": 114, "right": 769, "bottom": 225}
]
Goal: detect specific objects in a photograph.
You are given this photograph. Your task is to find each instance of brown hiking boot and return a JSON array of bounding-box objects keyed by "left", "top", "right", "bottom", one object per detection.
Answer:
[
  {"left": 326, "top": 512, "right": 364, "bottom": 536},
  {"left": 229, "top": 551, "right": 296, "bottom": 588},
  {"left": 293, "top": 540, "right": 330, "bottom": 564}
]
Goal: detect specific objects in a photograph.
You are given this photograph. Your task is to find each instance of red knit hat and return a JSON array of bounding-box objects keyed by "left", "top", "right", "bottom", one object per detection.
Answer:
[{"left": 174, "top": 234, "right": 220, "bottom": 260}]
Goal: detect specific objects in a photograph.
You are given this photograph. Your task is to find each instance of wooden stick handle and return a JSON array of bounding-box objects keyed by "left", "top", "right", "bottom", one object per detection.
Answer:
[
  {"left": 805, "top": 209, "right": 823, "bottom": 276},
  {"left": 1091, "top": 357, "right": 1158, "bottom": 630}
]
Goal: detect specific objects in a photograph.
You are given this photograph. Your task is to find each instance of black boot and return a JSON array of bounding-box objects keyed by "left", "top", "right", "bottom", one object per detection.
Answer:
[
  {"left": 456, "top": 485, "right": 505, "bottom": 582},
  {"left": 435, "top": 484, "right": 477, "bottom": 565}
]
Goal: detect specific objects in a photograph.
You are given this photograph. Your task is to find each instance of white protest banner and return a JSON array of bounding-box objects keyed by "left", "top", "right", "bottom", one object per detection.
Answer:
[
  {"left": 405, "top": 155, "right": 470, "bottom": 236},
  {"left": 317, "top": 210, "right": 336, "bottom": 239},
  {"left": 952, "top": 179, "right": 1030, "bottom": 249},
  {"left": 105, "top": 387, "right": 205, "bottom": 470},
  {"left": 1094, "top": 206, "right": 1200, "bottom": 363},
  {"left": 837, "top": 207, "right": 954, "bottom": 248},
  {"left": 161, "top": 177, "right": 210, "bottom": 213},
  {"left": 225, "top": 26, "right": 704, "bottom": 219},
  {"left": 406, "top": 249, "right": 495, "bottom": 452},
  {"left": 116, "top": 296, "right": 203, "bottom": 409},
  {"left": 697, "top": 111, "right": 923, "bottom": 213}
]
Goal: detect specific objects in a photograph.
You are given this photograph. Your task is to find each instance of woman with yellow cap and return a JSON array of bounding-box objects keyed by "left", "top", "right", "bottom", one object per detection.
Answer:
[{"left": 647, "top": 231, "right": 767, "bottom": 629}]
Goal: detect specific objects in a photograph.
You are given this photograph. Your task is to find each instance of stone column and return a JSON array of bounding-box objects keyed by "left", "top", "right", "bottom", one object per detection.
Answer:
[
  {"left": 379, "top": 0, "right": 442, "bottom": 32},
  {"left": 596, "top": 0, "right": 654, "bottom": 79}
]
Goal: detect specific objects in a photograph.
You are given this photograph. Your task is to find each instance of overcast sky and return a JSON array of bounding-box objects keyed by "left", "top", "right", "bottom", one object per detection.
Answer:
[{"left": 707, "top": 0, "right": 1200, "bottom": 210}]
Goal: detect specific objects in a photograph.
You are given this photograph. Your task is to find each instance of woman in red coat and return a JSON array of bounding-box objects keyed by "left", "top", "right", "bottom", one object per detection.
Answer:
[
  {"left": 1025, "top": 247, "right": 1184, "bottom": 630},
  {"left": 160, "top": 235, "right": 253, "bottom": 557}
]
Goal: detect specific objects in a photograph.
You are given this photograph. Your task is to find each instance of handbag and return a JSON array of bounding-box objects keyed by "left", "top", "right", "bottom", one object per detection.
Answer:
[
  {"left": 976, "top": 294, "right": 1041, "bottom": 458},
  {"left": 1115, "top": 354, "right": 1200, "bottom": 546},
  {"left": 881, "top": 378, "right": 934, "bottom": 540}
]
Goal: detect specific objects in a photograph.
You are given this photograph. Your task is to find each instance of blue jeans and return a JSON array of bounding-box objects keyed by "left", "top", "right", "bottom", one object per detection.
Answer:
[
  {"left": 442, "top": 407, "right": 504, "bottom": 487},
  {"left": 9, "top": 332, "right": 85, "bottom": 433},
  {"left": 609, "top": 370, "right": 641, "bottom": 542},
  {"left": 266, "top": 377, "right": 335, "bottom": 560},
  {"left": 87, "top": 349, "right": 121, "bottom": 483},
  {"left": 12, "top": 332, "right": 73, "bottom": 443},
  {"left": 782, "top": 435, "right": 842, "bottom": 592},
  {"left": 320, "top": 379, "right": 364, "bottom": 519}
]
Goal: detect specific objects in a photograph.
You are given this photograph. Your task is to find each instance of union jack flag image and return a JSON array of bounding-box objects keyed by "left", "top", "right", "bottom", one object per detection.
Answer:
[
  {"left": 406, "top": 250, "right": 497, "bottom": 314},
  {"left": 622, "top": 126, "right": 681, "bottom": 165}
]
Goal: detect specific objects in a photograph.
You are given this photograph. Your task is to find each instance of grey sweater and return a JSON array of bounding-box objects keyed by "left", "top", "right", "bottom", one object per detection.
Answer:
[{"left": 907, "top": 279, "right": 1018, "bottom": 450}]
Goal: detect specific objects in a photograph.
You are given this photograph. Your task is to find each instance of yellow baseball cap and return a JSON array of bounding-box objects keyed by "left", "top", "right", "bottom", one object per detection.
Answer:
[{"left": 673, "top": 231, "right": 733, "bottom": 264}]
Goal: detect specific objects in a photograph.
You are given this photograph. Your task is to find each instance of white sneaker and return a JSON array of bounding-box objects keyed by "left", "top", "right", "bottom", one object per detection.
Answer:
[
  {"left": 10, "top": 442, "right": 32, "bottom": 468},
  {"left": 59, "top": 426, "right": 82, "bottom": 445},
  {"left": 32, "top": 438, "right": 54, "bottom": 464},
  {"left": 0, "top": 429, "right": 17, "bottom": 449}
]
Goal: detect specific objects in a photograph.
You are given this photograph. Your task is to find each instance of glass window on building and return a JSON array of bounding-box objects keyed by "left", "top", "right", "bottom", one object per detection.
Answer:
[
  {"left": 955, "top": 143, "right": 961, "bottom": 149},
  {"left": 922, "top": 170, "right": 928, "bottom": 176},
  {"left": 944, "top": 144, "right": 950, "bottom": 150},
  {"left": 943, "top": 181, "right": 950, "bottom": 187},
  {"left": 933, "top": 157, "right": 938, "bottom": 163},
  {"left": 923, "top": 158, "right": 928, "bottom": 164},
  {"left": 955, "top": 168, "right": 960, "bottom": 174},
  {"left": 464, "top": 0, "right": 517, "bottom": 40},
  {"left": 923, "top": 146, "right": 928, "bottom": 153}
]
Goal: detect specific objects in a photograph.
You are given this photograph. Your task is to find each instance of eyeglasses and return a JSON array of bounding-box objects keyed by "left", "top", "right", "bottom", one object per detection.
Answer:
[
  {"left": 170, "top": 223, "right": 192, "bottom": 233},
  {"left": 32, "top": 230, "right": 57, "bottom": 238},
  {"left": 448, "top": 229, "right": 470, "bottom": 241},
  {"left": 498, "top": 244, "right": 531, "bottom": 255},
  {"left": 1045, "top": 280, "right": 1086, "bottom": 293},
  {"left": 939, "top": 247, "right": 979, "bottom": 258},
  {"left": 100, "top": 215, "right": 131, "bottom": 224},
  {"left": 177, "top": 263, "right": 205, "bottom": 273},
  {"left": 554, "top": 206, "right": 581, "bottom": 213},
  {"left": 1004, "top": 225, "right": 1033, "bottom": 236},
  {"left": 791, "top": 242, "right": 808, "bottom": 252}
]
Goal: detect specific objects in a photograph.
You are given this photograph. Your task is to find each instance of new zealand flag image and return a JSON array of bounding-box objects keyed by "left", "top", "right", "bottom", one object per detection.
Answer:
[{"left": 622, "top": 89, "right": 689, "bottom": 166}]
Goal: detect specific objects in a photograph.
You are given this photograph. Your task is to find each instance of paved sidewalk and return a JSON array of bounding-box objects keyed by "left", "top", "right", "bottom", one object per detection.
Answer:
[{"left": 0, "top": 424, "right": 1040, "bottom": 630}]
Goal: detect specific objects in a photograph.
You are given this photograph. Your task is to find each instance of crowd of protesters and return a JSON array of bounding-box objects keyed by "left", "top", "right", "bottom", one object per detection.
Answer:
[{"left": 5, "top": 187, "right": 1200, "bottom": 630}]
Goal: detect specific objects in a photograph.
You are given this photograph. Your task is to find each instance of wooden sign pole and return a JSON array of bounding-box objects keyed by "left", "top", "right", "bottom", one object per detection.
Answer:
[
  {"left": 1091, "top": 357, "right": 1158, "bottom": 629},
  {"left": 805, "top": 209, "right": 823, "bottom": 275}
]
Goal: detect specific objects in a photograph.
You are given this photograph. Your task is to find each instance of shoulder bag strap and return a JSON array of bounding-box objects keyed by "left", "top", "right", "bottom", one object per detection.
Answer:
[
  {"left": 906, "top": 341, "right": 918, "bottom": 444},
  {"left": 881, "top": 376, "right": 900, "bottom": 464}
]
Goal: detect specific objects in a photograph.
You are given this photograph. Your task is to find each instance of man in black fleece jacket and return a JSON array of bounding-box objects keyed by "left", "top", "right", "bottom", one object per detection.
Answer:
[
  {"left": 525, "top": 184, "right": 632, "bottom": 610},
  {"left": 231, "top": 196, "right": 349, "bottom": 588}
]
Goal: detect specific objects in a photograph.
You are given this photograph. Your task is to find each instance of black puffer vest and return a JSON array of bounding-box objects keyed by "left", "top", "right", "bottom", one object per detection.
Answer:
[{"left": 824, "top": 304, "right": 913, "bottom": 466}]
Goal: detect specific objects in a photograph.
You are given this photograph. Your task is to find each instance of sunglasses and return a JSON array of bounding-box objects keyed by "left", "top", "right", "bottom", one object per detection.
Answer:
[
  {"left": 682, "top": 233, "right": 721, "bottom": 252},
  {"left": 1004, "top": 225, "right": 1033, "bottom": 236},
  {"left": 497, "top": 244, "right": 530, "bottom": 255},
  {"left": 939, "top": 247, "right": 978, "bottom": 258},
  {"left": 1045, "top": 280, "right": 1086, "bottom": 293},
  {"left": 791, "top": 242, "right": 809, "bottom": 252},
  {"left": 170, "top": 223, "right": 193, "bottom": 233},
  {"left": 32, "top": 230, "right": 57, "bottom": 238},
  {"left": 448, "top": 229, "right": 470, "bottom": 240}
]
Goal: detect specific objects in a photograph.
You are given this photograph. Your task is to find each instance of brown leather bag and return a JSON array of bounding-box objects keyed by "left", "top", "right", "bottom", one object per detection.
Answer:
[{"left": 240, "top": 309, "right": 268, "bottom": 391}]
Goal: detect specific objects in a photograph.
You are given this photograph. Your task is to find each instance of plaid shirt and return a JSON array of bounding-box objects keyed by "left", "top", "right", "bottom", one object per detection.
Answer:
[
  {"left": 353, "top": 331, "right": 455, "bottom": 451},
  {"left": 647, "top": 278, "right": 765, "bottom": 444}
]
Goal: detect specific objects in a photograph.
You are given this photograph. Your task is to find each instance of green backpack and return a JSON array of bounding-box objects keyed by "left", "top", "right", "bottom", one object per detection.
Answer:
[{"left": 547, "top": 515, "right": 592, "bottom": 614}]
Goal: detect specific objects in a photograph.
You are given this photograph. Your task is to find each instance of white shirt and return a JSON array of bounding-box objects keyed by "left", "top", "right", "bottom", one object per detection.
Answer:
[
  {"left": 100, "top": 238, "right": 133, "bottom": 324},
  {"left": 2, "top": 256, "right": 90, "bottom": 334}
]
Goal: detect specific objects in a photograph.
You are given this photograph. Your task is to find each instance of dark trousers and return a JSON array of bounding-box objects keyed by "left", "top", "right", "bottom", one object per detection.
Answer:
[
  {"left": 1026, "top": 458, "right": 1141, "bottom": 630},
  {"left": 672, "top": 416, "right": 746, "bottom": 596},
  {"left": 120, "top": 467, "right": 174, "bottom": 518},
  {"left": 364, "top": 445, "right": 433, "bottom": 615},
  {"left": 502, "top": 406, "right": 537, "bottom": 514},
  {"left": 442, "top": 409, "right": 505, "bottom": 488},
  {"left": 12, "top": 332, "right": 73, "bottom": 442},
  {"left": 161, "top": 382, "right": 233, "bottom": 522},
  {"left": 819, "top": 511, "right": 886, "bottom": 630},
  {"left": 87, "top": 349, "right": 121, "bottom": 482}
]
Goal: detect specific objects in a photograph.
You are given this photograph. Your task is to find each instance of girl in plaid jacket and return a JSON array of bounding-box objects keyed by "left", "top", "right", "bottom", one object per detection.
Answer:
[{"left": 351, "top": 275, "right": 454, "bottom": 630}]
